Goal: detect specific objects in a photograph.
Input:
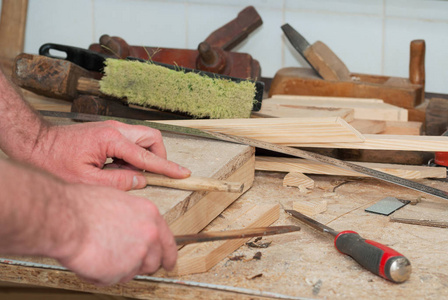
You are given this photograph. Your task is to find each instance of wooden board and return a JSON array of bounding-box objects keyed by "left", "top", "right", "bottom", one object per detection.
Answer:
[
  {"left": 255, "top": 156, "right": 446, "bottom": 179},
  {"left": 155, "top": 117, "right": 365, "bottom": 144},
  {"left": 349, "top": 119, "right": 386, "bottom": 134},
  {"left": 268, "top": 95, "right": 408, "bottom": 121},
  {"left": 289, "top": 134, "right": 448, "bottom": 151},
  {"left": 3, "top": 173, "right": 448, "bottom": 299},
  {"left": 129, "top": 132, "right": 255, "bottom": 234},
  {"left": 390, "top": 200, "right": 448, "bottom": 228},
  {"left": 0, "top": 0, "right": 28, "bottom": 75},
  {"left": 252, "top": 101, "right": 355, "bottom": 121},
  {"left": 165, "top": 204, "right": 280, "bottom": 276}
]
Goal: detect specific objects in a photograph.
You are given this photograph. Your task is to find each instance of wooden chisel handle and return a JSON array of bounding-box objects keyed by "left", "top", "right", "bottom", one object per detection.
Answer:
[
  {"left": 144, "top": 173, "right": 244, "bottom": 193},
  {"left": 12, "top": 53, "right": 101, "bottom": 100}
]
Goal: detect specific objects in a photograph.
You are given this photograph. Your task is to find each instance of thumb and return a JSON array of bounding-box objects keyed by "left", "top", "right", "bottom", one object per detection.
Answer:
[{"left": 87, "top": 169, "right": 147, "bottom": 191}]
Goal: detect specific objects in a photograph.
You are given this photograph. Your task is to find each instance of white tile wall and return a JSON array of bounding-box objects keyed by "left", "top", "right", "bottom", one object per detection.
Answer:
[{"left": 6, "top": 0, "right": 447, "bottom": 93}]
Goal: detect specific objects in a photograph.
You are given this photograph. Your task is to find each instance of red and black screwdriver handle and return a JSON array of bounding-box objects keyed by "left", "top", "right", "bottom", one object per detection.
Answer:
[{"left": 334, "top": 230, "right": 412, "bottom": 283}]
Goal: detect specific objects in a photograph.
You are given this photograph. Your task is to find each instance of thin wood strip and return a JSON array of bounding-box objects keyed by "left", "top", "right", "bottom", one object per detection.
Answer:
[
  {"left": 288, "top": 134, "right": 448, "bottom": 151},
  {"left": 255, "top": 156, "right": 446, "bottom": 179},
  {"left": 283, "top": 172, "right": 314, "bottom": 189},
  {"left": 154, "top": 117, "right": 365, "bottom": 144},
  {"left": 269, "top": 95, "right": 408, "bottom": 121}
]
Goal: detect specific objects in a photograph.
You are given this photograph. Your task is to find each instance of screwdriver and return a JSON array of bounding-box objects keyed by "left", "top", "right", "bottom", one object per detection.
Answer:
[{"left": 285, "top": 209, "right": 411, "bottom": 283}]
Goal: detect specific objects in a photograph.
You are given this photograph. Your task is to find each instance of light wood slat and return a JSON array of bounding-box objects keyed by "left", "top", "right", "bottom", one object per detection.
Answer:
[
  {"left": 255, "top": 156, "right": 446, "bottom": 179},
  {"left": 288, "top": 134, "right": 448, "bottom": 151},
  {"left": 283, "top": 172, "right": 314, "bottom": 189},
  {"left": 269, "top": 95, "right": 408, "bottom": 121},
  {"left": 154, "top": 117, "right": 365, "bottom": 144}
]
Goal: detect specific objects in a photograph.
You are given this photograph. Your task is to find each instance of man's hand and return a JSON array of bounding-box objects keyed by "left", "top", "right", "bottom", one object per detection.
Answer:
[
  {"left": 57, "top": 183, "right": 177, "bottom": 285},
  {"left": 24, "top": 120, "right": 191, "bottom": 191},
  {"left": 0, "top": 159, "right": 177, "bottom": 286}
]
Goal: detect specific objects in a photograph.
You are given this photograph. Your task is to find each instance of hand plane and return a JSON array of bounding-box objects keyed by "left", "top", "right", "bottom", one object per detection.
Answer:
[
  {"left": 270, "top": 23, "right": 425, "bottom": 110},
  {"left": 88, "top": 6, "right": 262, "bottom": 80}
]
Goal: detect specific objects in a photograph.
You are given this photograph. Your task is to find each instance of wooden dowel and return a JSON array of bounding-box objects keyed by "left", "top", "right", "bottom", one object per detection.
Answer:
[
  {"left": 144, "top": 173, "right": 244, "bottom": 193},
  {"left": 174, "top": 225, "right": 301, "bottom": 246}
]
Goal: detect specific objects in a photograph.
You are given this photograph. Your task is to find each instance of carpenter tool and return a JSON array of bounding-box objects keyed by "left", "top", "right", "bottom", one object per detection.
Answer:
[
  {"left": 281, "top": 23, "right": 350, "bottom": 81},
  {"left": 88, "top": 6, "right": 262, "bottom": 79},
  {"left": 285, "top": 209, "right": 411, "bottom": 283},
  {"left": 13, "top": 49, "right": 264, "bottom": 119},
  {"left": 273, "top": 24, "right": 425, "bottom": 109},
  {"left": 174, "top": 225, "right": 300, "bottom": 246},
  {"left": 38, "top": 110, "right": 448, "bottom": 202},
  {"left": 144, "top": 173, "right": 244, "bottom": 193}
]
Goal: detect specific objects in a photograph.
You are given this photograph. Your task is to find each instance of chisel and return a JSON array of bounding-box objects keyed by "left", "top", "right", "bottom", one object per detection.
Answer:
[
  {"left": 174, "top": 225, "right": 300, "bottom": 246},
  {"left": 281, "top": 23, "right": 351, "bottom": 81},
  {"left": 285, "top": 209, "right": 411, "bottom": 283}
]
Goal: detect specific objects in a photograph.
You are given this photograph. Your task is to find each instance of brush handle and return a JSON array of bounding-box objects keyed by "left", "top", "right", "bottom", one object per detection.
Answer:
[
  {"left": 144, "top": 173, "right": 244, "bottom": 193},
  {"left": 12, "top": 53, "right": 96, "bottom": 100}
]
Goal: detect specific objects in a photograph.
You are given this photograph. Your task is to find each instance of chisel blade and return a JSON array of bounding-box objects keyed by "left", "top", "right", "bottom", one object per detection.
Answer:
[
  {"left": 175, "top": 225, "right": 301, "bottom": 246},
  {"left": 285, "top": 210, "right": 338, "bottom": 237}
]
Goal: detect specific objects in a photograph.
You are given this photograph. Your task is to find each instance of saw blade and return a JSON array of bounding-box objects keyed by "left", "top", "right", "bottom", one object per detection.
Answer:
[{"left": 39, "top": 110, "right": 448, "bottom": 202}]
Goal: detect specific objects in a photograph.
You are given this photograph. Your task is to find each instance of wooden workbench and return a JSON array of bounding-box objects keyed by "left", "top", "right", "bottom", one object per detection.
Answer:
[{"left": 1, "top": 170, "right": 448, "bottom": 299}]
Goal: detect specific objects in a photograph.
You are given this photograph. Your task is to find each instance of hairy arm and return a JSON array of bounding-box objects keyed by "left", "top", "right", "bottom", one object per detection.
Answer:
[
  {"left": 0, "top": 69, "right": 50, "bottom": 161},
  {"left": 0, "top": 68, "right": 190, "bottom": 190},
  {"left": 0, "top": 159, "right": 177, "bottom": 285}
]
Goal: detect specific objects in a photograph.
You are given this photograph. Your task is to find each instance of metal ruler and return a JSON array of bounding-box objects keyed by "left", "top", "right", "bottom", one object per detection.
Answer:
[
  {"left": 0, "top": 258, "right": 311, "bottom": 300},
  {"left": 39, "top": 110, "right": 448, "bottom": 202}
]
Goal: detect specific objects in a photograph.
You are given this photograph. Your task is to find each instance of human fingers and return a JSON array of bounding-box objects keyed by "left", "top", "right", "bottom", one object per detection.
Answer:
[
  {"left": 156, "top": 217, "right": 178, "bottom": 271},
  {"left": 108, "top": 139, "right": 191, "bottom": 179},
  {"left": 110, "top": 121, "right": 168, "bottom": 159},
  {"left": 83, "top": 168, "right": 147, "bottom": 191}
]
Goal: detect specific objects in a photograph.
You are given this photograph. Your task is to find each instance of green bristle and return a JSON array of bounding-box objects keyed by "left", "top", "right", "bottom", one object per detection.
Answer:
[{"left": 99, "top": 59, "right": 256, "bottom": 119}]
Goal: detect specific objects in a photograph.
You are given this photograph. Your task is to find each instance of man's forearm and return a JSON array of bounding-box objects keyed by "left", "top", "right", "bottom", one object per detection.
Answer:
[
  {"left": 0, "top": 68, "right": 50, "bottom": 160},
  {"left": 0, "top": 159, "right": 80, "bottom": 258}
]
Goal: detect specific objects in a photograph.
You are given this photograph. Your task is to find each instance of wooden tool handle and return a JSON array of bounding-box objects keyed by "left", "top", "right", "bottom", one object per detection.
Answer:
[
  {"left": 304, "top": 41, "right": 351, "bottom": 81},
  {"left": 144, "top": 173, "right": 244, "bottom": 193},
  {"left": 12, "top": 53, "right": 98, "bottom": 100},
  {"left": 204, "top": 6, "right": 262, "bottom": 51},
  {"left": 409, "top": 39, "right": 425, "bottom": 86}
]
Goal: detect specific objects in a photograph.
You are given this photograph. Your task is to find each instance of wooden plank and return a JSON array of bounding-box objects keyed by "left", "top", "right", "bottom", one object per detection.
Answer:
[
  {"left": 255, "top": 156, "right": 446, "bottom": 179},
  {"left": 165, "top": 204, "right": 280, "bottom": 276},
  {"left": 252, "top": 101, "right": 355, "bottom": 122},
  {"left": 390, "top": 200, "right": 448, "bottom": 228},
  {"left": 269, "top": 95, "right": 408, "bottom": 121},
  {"left": 347, "top": 120, "right": 421, "bottom": 135},
  {"left": 154, "top": 117, "right": 365, "bottom": 144},
  {"left": 288, "top": 134, "right": 448, "bottom": 151},
  {"left": 168, "top": 156, "right": 254, "bottom": 235},
  {"left": 292, "top": 200, "right": 327, "bottom": 217},
  {"left": 0, "top": 263, "right": 268, "bottom": 300},
  {"left": 0, "top": 0, "right": 28, "bottom": 74},
  {"left": 282, "top": 172, "right": 314, "bottom": 189},
  {"left": 382, "top": 121, "right": 422, "bottom": 135},
  {"left": 130, "top": 133, "right": 255, "bottom": 234},
  {"left": 349, "top": 119, "right": 386, "bottom": 134}
]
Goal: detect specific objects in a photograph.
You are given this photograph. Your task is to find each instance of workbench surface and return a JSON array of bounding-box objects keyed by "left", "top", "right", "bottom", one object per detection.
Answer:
[{"left": 1, "top": 171, "right": 448, "bottom": 299}]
